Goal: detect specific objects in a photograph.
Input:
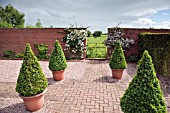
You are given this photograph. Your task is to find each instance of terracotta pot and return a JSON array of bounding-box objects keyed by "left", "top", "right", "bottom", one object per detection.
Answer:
[
  {"left": 20, "top": 89, "right": 46, "bottom": 112},
  {"left": 111, "top": 69, "right": 124, "bottom": 79},
  {"left": 52, "top": 70, "right": 65, "bottom": 81}
]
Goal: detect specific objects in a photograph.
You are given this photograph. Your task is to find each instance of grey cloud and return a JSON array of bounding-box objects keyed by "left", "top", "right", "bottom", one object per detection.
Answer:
[{"left": 0, "top": 0, "right": 170, "bottom": 32}]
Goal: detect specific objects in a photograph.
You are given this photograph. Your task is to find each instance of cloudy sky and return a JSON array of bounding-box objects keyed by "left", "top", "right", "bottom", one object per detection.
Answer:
[{"left": 0, "top": 0, "right": 170, "bottom": 32}]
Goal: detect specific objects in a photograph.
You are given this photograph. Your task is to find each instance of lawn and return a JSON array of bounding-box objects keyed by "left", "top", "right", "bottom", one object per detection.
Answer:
[{"left": 86, "top": 34, "right": 107, "bottom": 58}]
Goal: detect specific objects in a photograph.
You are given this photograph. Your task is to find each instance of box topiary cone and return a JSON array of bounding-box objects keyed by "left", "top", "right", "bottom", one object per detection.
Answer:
[
  {"left": 109, "top": 40, "right": 127, "bottom": 79},
  {"left": 16, "top": 43, "right": 48, "bottom": 112},
  {"left": 49, "top": 40, "right": 67, "bottom": 81},
  {"left": 120, "top": 50, "right": 167, "bottom": 113}
]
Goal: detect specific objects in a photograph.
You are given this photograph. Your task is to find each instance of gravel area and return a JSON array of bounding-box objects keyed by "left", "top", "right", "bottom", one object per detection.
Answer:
[{"left": 0, "top": 60, "right": 86, "bottom": 83}]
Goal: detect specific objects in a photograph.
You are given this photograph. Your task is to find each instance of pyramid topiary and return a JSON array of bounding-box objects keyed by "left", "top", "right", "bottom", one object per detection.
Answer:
[
  {"left": 109, "top": 40, "right": 127, "bottom": 69},
  {"left": 49, "top": 40, "right": 67, "bottom": 71},
  {"left": 16, "top": 43, "right": 48, "bottom": 97},
  {"left": 120, "top": 50, "right": 167, "bottom": 113}
]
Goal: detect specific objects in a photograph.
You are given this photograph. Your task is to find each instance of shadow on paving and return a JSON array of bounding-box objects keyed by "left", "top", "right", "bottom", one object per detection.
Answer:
[
  {"left": 0, "top": 103, "right": 30, "bottom": 113},
  {"left": 85, "top": 60, "right": 108, "bottom": 64},
  {"left": 47, "top": 77, "right": 56, "bottom": 86},
  {"left": 93, "top": 76, "right": 119, "bottom": 83},
  {"left": 125, "top": 63, "right": 137, "bottom": 78}
]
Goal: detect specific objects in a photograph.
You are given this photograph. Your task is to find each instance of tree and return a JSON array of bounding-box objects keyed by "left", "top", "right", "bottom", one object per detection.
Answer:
[
  {"left": 35, "top": 19, "right": 43, "bottom": 28},
  {"left": 120, "top": 50, "right": 167, "bottom": 113},
  {"left": 25, "top": 24, "right": 35, "bottom": 28},
  {"left": 25, "top": 19, "right": 43, "bottom": 28},
  {"left": 0, "top": 4, "right": 25, "bottom": 28},
  {"left": 93, "top": 31, "right": 102, "bottom": 37},
  {"left": 87, "top": 30, "right": 91, "bottom": 37}
]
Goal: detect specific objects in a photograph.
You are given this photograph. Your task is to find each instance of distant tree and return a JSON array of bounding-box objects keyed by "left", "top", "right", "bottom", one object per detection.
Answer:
[
  {"left": 25, "top": 19, "right": 43, "bottom": 28},
  {"left": 49, "top": 25, "right": 53, "bottom": 28},
  {"left": 93, "top": 31, "right": 102, "bottom": 37},
  {"left": 87, "top": 30, "right": 91, "bottom": 37},
  {"left": 25, "top": 24, "right": 35, "bottom": 28},
  {"left": 35, "top": 19, "right": 43, "bottom": 28},
  {"left": 0, "top": 4, "right": 25, "bottom": 28}
]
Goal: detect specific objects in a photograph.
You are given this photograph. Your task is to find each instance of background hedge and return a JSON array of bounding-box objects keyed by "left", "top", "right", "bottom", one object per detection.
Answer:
[{"left": 139, "top": 33, "right": 170, "bottom": 78}]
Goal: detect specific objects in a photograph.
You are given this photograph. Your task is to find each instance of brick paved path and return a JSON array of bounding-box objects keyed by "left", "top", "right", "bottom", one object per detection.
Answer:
[
  {"left": 0, "top": 60, "right": 169, "bottom": 113},
  {"left": 47, "top": 60, "right": 132, "bottom": 113},
  {"left": 46, "top": 60, "right": 170, "bottom": 113}
]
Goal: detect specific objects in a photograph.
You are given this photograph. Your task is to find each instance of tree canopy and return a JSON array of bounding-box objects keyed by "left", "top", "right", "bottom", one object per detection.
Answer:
[{"left": 0, "top": 4, "right": 25, "bottom": 28}]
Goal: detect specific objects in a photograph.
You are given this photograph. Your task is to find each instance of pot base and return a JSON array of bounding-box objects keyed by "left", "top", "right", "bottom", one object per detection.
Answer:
[
  {"left": 20, "top": 89, "right": 46, "bottom": 112},
  {"left": 111, "top": 69, "right": 124, "bottom": 79},
  {"left": 52, "top": 70, "right": 65, "bottom": 81}
]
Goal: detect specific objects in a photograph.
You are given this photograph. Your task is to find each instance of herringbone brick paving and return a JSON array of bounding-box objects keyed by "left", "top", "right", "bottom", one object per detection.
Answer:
[
  {"left": 0, "top": 60, "right": 169, "bottom": 113},
  {"left": 46, "top": 60, "right": 170, "bottom": 113}
]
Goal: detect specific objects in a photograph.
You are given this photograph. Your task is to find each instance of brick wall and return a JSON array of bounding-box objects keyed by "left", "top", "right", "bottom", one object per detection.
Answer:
[
  {"left": 1, "top": 28, "right": 170, "bottom": 59},
  {"left": 0, "top": 28, "right": 87, "bottom": 59},
  {"left": 107, "top": 28, "right": 170, "bottom": 58},
  {"left": 0, "top": 28, "right": 67, "bottom": 57}
]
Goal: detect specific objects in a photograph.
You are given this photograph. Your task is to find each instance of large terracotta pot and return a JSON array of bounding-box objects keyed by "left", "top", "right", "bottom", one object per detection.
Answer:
[
  {"left": 111, "top": 69, "right": 124, "bottom": 79},
  {"left": 52, "top": 70, "right": 65, "bottom": 81},
  {"left": 20, "top": 89, "right": 46, "bottom": 112}
]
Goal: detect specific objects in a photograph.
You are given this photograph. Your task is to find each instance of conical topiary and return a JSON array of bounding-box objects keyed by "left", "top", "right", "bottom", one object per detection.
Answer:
[
  {"left": 109, "top": 40, "right": 127, "bottom": 69},
  {"left": 16, "top": 43, "right": 48, "bottom": 97},
  {"left": 49, "top": 40, "right": 67, "bottom": 71},
  {"left": 120, "top": 50, "right": 167, "bottom": 113}
]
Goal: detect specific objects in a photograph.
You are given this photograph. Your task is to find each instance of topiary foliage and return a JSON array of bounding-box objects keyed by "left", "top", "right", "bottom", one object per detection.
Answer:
[
  {"left": 120, "top": 50, "right": 167, "bottom": 113},
  {"left": 49, "top": 40, "right": 67, "bottom": 71},
  {"left": 16, "top": 43, "right": 48, "bottom": 97},
  {"left": 109, "top": 40, "right": 127, "bottom": 69}
]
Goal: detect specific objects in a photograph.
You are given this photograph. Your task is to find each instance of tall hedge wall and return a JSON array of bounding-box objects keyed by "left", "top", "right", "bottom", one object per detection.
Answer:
[{"left": 139, "top": 33, "right": 170, "bottom": 78}]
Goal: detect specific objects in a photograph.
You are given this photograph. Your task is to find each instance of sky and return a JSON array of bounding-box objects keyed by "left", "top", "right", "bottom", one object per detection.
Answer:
[{"left": 0, "top": 0, "right": 170, "bottom": 33}]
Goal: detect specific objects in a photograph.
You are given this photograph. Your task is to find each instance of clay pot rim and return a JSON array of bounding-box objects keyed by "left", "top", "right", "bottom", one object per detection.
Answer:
[
  {"left": 51, "top": 70, "right": 65, "bottom": 72},
  {"left": 111, "top": 68, "right": 125, "bottom": 70},
  {"left": 19, "top": 88, "right": 47, "bottom": 99}
]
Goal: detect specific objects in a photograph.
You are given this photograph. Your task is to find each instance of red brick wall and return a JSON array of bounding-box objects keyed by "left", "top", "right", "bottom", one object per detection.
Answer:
[
  {"left": 0, "top": 28, "right": 66, "bottom": 57},
  {"left": 107, "top": 28, "right": 170, "bottom": 58}
]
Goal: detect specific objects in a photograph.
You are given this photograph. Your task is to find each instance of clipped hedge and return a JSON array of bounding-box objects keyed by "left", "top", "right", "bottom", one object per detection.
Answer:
[
  {"left": 109, "top": 41, "right": 127, "bottom": 69},
  {"left": 16, "top": 43, "right": 48, "bottom": 97},
  {"left": 49, "top": 40, "right": 67, "bottom": 71},
  {"left": 139, "top": 33, "right": 170, "bottom": 78},
  {"left": 120, "top": 50, "right": 167, "bottom": 113}
]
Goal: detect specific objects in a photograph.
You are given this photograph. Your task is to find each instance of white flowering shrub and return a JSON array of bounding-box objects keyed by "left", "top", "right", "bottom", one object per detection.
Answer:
[
  {"left": 104, "top": 27, "right": 134, "bottom": 50},
  {"left": 62, "top": 28, "right": 87, "bottom": 58}
]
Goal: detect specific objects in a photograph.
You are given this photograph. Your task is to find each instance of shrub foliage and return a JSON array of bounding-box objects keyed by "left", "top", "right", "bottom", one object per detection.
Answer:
[
  {"left": 120, "top": 50, "right": 167, "bottom": 113},
  {"left": 16, "top": 43, "right": 48, "bottom": 96},
  {"left": 109, "top": 41, "right": 127, "bottom": 69},
  {"left": 49, "top": 40, "right": 67, "bottom": 71},
  {"left": 3, "top": 50, "right": 15, "bottom": 58},
  {"left": 34, "top": 43, "right": 48, "bottom": 59},
  {"left": 139, "top": 33, "right": 170, "bottom": 78}
]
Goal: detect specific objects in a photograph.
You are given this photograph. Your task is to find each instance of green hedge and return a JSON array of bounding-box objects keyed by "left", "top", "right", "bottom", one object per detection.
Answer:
[{"left": 139, "top": 33, "right": 170, "bottom": 78}]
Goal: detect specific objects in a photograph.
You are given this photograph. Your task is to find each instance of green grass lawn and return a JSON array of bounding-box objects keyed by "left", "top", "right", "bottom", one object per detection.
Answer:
[{"left": 86, "top": 34, "right": 107, "bottom": 58}]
